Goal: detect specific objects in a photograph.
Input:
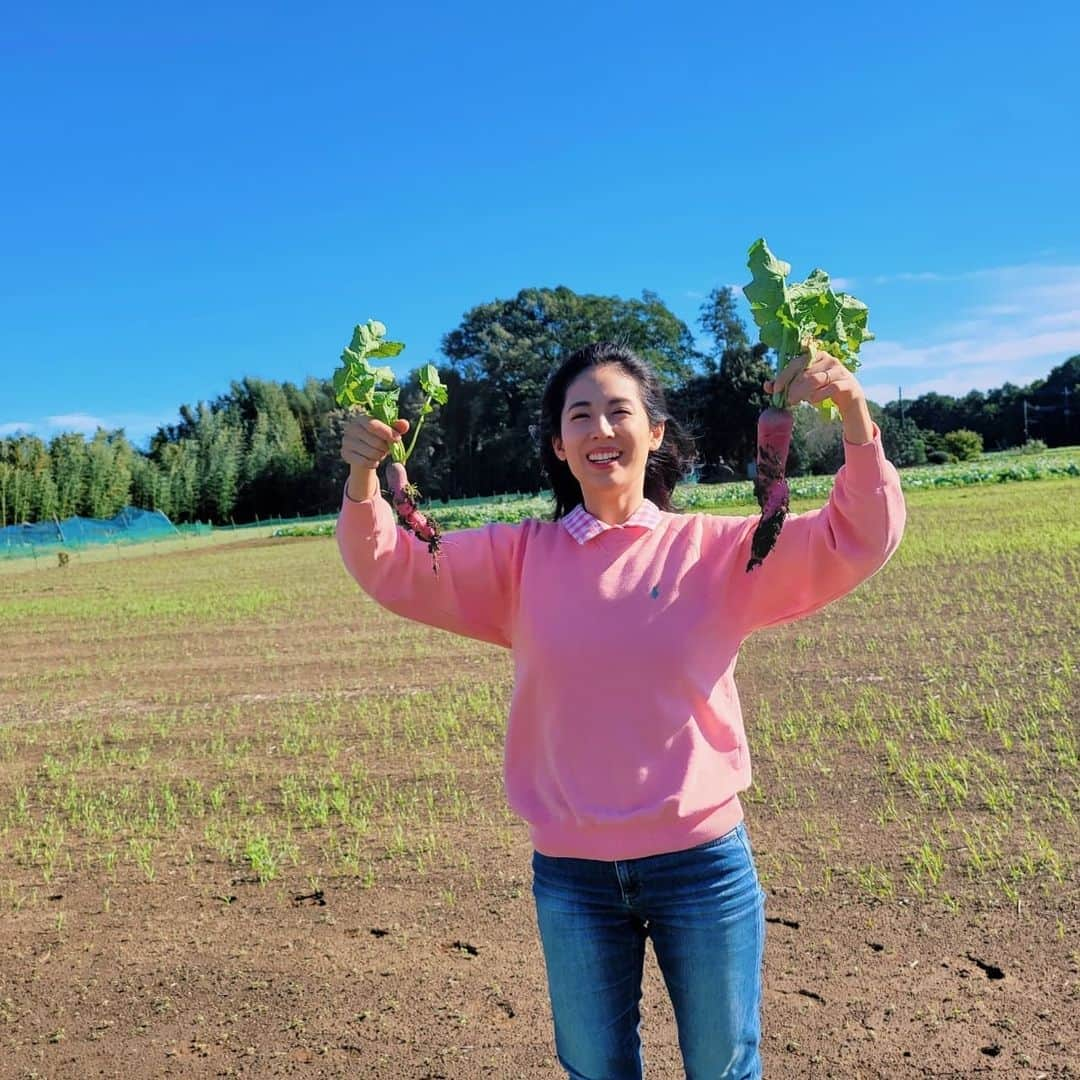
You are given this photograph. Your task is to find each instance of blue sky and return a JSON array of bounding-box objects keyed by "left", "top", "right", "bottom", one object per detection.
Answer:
[{"left": 3, "top": 0, "right": 1079, "bottom": 447}]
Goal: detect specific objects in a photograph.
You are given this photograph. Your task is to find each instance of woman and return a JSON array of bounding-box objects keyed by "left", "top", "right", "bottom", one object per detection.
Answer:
[{"left": 337, "top": 341, "right": 905, "bottom": 1079}]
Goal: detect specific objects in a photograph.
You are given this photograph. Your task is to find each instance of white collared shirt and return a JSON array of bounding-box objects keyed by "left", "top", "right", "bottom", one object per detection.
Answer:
[{"left": 560, "top": 499, "right": 662, "bottom": 545}]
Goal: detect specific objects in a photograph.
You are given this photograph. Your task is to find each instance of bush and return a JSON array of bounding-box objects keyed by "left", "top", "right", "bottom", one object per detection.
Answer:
[
  {"left": 943, "top": 429, "right": 984, "bottom": 461},
  {"left": 1020, "top": 438, "right": 1048, "bottom": 454},
  {"left": 922, "top": 430, "right": 948, "bottom": 455},
  {"left": 792, "top": 406, "right": 843, "bottom": 475},
  {"left": 927, "top": 450, "right": 954, "bottom": 465},
  {"left": 880, "top": 415, "right": 928, "bottom": 467}
]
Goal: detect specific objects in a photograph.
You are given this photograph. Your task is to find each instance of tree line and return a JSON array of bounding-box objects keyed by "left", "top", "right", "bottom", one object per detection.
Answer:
[{"left": 3, "top": 285, "right": 1077, "bottom": 528}]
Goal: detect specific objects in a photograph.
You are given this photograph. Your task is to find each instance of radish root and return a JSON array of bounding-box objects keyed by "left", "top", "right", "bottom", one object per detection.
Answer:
[{"left": 385, "top": 461, "right": 442, "bottom": 576}]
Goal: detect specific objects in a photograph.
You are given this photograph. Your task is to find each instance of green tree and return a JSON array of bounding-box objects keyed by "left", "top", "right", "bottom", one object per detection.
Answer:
[
  {"left": 697, "top": 287, "right": 749, "bottom": 371},
  {"left": 49, "top": 433, "right": 88, "bottom": 519},
  {"left": 879, "top": 414, "right": 927, "bottom": 466},
  {"left": 1025, "top": 355, "right": 1079, "bottom": 447},
  {"left": 283, "top": 378, "right": 334, "bottom": 458},
  {"left": 0, "top": 459, "right": 12, "bottom": 528},
  {"left": 398, "top": 367, "right": 482, "bottom": 500},
  {"left": 904, "top": 391, "right": 962, "bottom": 434},
  {"left": 129, "top": 454, "right": 162, "bottom": 512},
  {"left": 178, "top": 403, "right": 244, "bottom": 521},
  {"left": 943, "top": 428, "right": 983, "bottom": 461},
  {"left": 203, "top": 412, "right": 244, "bottom": 521},
  {"left": 669, "top": 286, "right": 771, "bottom": 478},
  {"left": 440, "top": 286, "right": 699, "bottom": 495},
  {"left": 232, "top": 379, "right": 312, "bottom": 519},
  {"left": 157, "top": 440, "right": 199, "bottom": 521},
  {"left": 312, "top": 406, "right": 353, "bottom": 510},
  {"left": 33, "top": 470, "right": 59, "bottom": 523},
  {"left": 0, "top": 436, "right": 50, "bottom": 525},
  {"left": 0, "top": 440, "right": 28, "bottom": 526},
  {"left": 672, "top": 343, "right": 773, "bottom": 479},
  {"left": 83, "top": 430, "right": 134, "bottom": 517},
  {"left": 793, "top": 406, "right": 844, "bottom": 475}
]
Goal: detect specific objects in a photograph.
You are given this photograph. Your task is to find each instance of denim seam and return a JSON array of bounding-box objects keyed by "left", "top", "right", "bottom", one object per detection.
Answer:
[{"left": 737, "top": 824, "right": 753, "bottom": 862}]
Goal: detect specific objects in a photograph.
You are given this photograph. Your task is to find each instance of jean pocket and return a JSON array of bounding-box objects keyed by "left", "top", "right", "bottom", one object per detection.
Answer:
[{"left": 736, "top": 822, "right": 755, "bottom": 861}]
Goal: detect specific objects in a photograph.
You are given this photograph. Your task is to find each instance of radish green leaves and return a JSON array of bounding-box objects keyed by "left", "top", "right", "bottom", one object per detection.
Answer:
[
  {"left": 332, "top": 319, "right": 448, "bottom": 465},
  {"left": 744, "top": 239, "right": 873, "bottom": 415},
  {"left": 332, "top": 319, "right": 404, "bottom": 423}
]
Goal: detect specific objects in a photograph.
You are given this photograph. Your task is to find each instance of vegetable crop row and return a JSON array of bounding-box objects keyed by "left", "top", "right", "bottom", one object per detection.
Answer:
[{"left": 268, "top": 449, "right": 1078, "bottom": 538}]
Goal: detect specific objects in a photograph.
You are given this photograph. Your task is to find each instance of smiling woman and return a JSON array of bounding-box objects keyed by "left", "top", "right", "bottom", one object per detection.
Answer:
[
  {"left": 335, "top": 338, "right": 906, "bottom": 1079},
  {"left": 553, "top": 371, "right": 666, "bottom": 520},
  {"left": 538, "top": 342, "right": 696, "bottom": 522}
]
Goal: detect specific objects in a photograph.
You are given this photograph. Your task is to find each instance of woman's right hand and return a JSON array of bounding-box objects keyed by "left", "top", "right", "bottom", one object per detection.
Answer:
[{"left": 340, "top": 414, "right": 410, "bottom": 500}]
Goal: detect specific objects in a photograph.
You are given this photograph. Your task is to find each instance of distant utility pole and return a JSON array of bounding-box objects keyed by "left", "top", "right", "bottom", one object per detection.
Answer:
[
  {"left": 898, "top": 386, "right": 905, "bottom": 424},
  {"left": 1022, "top": 399, "right": 1046, "bottom": 440}
]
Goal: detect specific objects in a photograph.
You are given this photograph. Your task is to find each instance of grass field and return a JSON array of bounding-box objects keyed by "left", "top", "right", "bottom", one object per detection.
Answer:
[{"left": 1, "top": 476, "right": 1077, "bottom": 1077}]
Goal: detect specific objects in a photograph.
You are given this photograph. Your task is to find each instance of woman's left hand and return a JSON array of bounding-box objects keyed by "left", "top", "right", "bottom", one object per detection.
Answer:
[
  {"left": 763, "top": 345, "right": 864, "bottom": 412},
  {"left": 763, "top": 344, "right": 875, "bottom": 444}
]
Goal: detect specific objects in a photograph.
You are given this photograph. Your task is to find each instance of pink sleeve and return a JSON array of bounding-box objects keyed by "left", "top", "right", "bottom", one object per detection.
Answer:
[
  {"left": 723, "top": 426, "right": 906, "bottom": 638},
  {"left": 336, "top": 488, "right": 522, "bottom": 648}
]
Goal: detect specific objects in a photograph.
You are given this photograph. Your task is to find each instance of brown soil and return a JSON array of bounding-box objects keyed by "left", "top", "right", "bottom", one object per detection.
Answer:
[
  {"left": 1, "top": 528, "right": 1077, "bottom": 1079},
  {"left": 4, "top": 853, "right": 1076, "bottom": 1078}
]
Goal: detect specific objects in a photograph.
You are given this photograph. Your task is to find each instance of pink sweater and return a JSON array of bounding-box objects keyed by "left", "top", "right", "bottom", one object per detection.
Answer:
[{"left": 337, "top": 429, "right": 905, "bottom": 860}]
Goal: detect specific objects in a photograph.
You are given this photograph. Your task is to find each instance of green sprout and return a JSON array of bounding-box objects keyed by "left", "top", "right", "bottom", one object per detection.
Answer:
[{"left": 331, "top": 319, "right": 448, "bottom": 464}]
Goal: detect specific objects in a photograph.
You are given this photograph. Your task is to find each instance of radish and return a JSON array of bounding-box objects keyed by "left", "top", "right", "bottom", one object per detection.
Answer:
[
  {"left": 333, "top": 320, "right": 449, "bottom": 575},
  {"left": 745, "top": 407, "right": 794, "bottom": 572},
  {"left": 385, "top": 460, "right": 442, "bottom": 574},
  {"left": 742, "top": 239, "right": 874, "bottom": 572}
]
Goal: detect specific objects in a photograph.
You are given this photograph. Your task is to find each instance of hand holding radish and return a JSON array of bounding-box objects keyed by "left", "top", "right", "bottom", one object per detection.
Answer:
[
  {"left": 333, "top": 320, "right": 449, "bottom": 574},
  {"left": 764, "top": 346, "right": 860, "bottom": 409},
  {"left": 743, "top": 240, "right": 876, "bottom": 570},
  {"left": 340, "top": 414, "right": 410, "bottom": 499},
  {"left": 763, "top": 347, "right": 874, "bottom": 445},
  {"left": 340, "top": 412, "right": 410, "bottom": 471}
]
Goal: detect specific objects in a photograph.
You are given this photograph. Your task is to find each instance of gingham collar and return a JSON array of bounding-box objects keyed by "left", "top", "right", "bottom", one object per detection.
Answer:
[{"left": 560, "top": 499, "right": 662, "bottom": 545}]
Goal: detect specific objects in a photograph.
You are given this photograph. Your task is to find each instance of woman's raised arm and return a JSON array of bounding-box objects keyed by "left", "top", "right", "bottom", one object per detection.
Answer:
[{"left": 337, "top": 411, "right": 523, "bottom": 648}]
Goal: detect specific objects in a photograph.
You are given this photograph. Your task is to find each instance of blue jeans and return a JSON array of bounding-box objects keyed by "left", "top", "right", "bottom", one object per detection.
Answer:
[{"left": 531, "top": 822, "right": 765, "bottom": 1080}]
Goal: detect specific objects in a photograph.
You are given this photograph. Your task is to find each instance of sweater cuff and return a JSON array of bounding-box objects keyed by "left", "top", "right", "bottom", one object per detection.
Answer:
[
  {"left": 342, "top": 479, "right": 370, "bottom": 505},
  {"left": 339, "top": 481, "right": 388, "bottom": 532},
  {"left": 840, "top": 423, "right": 892, "bottom": 492}
]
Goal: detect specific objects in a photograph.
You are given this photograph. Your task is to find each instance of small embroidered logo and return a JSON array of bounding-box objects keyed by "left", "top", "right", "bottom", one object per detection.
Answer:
[{"left": 650, "top": 585, "right": 660, "bottom": 600}]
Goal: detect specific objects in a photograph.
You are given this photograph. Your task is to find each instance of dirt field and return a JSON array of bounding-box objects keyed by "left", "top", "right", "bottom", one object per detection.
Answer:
[{"left": 1, "top": 479, "right": 1077, "bottom": 1078}]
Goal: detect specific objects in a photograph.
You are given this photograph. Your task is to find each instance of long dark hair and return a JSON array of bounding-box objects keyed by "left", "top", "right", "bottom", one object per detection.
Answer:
[{"left": 538, "top": 342, "right": 694, "bottom": 520}]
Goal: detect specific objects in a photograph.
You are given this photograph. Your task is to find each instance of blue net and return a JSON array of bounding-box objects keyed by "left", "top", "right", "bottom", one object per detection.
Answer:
[{"left": 1, "top": 507, "right": 180, "bottom": 558}]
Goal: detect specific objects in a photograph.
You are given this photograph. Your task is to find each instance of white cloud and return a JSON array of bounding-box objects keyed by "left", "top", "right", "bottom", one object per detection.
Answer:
[
  {"left": 874, "top": 262, "right": 1080, "bottom": 288},
  {"left": 861, "top": 334, "right": 1079, "bottom": 407},
  {"left": 874, "top": 271, "right": 946, "bottom": 284},
  {"left": 1028, "top": 277, "right": 1080, "bottom": 305},
  {"left": 955, "top": 329, "right": 1080, "bottom": 366},
  {"left": 861, "top": 361, "right": 1054, "bottom": 406},
  {"left": 968, "top": 304, "right": 1024, "bottom": 318},
  {"left": 869, "top": 328, "right": 1080, "bottom": 372},
  {"left": 0, "top": 412, "right": 175, "bottom": 447},
  {"left": 0, "top": 422, "right": 38, "bottom": 438},
  {"left": 858, "top": 262, "right": 1080, "bottom": 405},
  {"left": 45, "top": 413, "right": 108, "bottom": 434},
  {"left": 694, "top": 258, "right": 1080, "bottom": 406},
  {"left": 1033, "top": 309, "right": 1080, "bottom": 329}
]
